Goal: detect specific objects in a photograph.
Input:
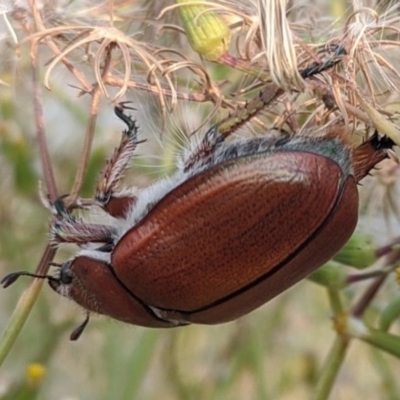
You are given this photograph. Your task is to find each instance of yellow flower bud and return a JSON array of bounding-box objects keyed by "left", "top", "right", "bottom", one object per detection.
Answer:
[{"left": 26, "top": 363, "right": 46, "bottom": 386}]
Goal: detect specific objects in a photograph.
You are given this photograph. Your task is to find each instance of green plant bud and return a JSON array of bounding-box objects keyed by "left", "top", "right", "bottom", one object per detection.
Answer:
[
  {"left": 333, "top": 232, "right": 377, "bottom": 269},
  {"left": 308, "top": 261, "right": 347, "bottom": 289},
  {"left": 177, "top": 0, "right": 231, "bottom": 60}
]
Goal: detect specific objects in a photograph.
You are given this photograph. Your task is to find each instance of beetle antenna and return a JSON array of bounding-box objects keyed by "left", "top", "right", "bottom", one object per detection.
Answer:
[
  {"left": 1, "top": 271, "right": 55, "bottom": 288},
  {"left": 48, "top": 262, "right": 62, "bottom": 267},
  {"left": 70, "top": 313, "right": 90, "bottom": 341}
]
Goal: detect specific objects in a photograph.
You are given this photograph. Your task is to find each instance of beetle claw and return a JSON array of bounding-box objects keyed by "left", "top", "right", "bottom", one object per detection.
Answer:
[{"left": 70, "top": 313, "right": 90, "bottom": 341}]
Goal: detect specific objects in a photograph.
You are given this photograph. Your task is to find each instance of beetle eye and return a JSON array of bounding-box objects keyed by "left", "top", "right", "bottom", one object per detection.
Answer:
[{"left": 59, "top": 261, "right": 74, "bottom": 285}]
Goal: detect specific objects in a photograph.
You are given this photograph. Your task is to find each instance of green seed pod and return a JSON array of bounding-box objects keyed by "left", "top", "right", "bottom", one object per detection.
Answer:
[
  {"left": 333, "top": 232, "right": 377, "bottom": 270},
  {"left": 307, "top": 261, "right": 348, "bottom": 290}
]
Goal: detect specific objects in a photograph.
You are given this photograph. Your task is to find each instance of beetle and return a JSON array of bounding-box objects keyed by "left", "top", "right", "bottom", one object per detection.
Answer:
[
  {"left": 2, "top": 101, "right": 394, "bottom": 339},
  {"left": 2, "top": 47, "right": 395, "bottom": 339}
]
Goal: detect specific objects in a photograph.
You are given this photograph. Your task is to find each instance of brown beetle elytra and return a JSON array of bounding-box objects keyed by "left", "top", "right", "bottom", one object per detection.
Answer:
[{"left": 112, "top": 141, "right": 356, "bottom": 321}]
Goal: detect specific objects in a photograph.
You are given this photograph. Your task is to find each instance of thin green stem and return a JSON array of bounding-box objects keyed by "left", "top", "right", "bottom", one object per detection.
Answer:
[
  {"left": 311, "top": 287, "right": 349, "bottom": 399},
  {"left": 312, "top": 336, "right": 350, "bottom": 400},
  {"left": 0, "top": 245, "right": 56, "bottom": 366},
  {"left": 327, "top": 288, "right": 344, "bottom": 315}
]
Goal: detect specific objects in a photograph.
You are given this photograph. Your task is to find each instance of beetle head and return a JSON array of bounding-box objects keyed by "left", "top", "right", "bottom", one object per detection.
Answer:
[{"left": 48, "top": 254, "right": 183, "bottom": 330}]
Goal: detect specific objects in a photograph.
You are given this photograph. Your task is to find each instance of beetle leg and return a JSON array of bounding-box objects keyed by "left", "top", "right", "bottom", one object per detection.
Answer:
[
  {"left": 42, "top": 194, "right": 116, "bottom": 245},
  {"left": 184, "top": 45, "right": 346, "bottom": 173},
  {"left": 183, "top": 124, "right": 222, "bottom": 173},
  {"left": 69, "top": 313, "right": 90, "bottom": 341},
  {"left": 95, "top": 102, "right": 145, "bottom": 218},
  {"left": 50, "top": 219, "right": 117, "bottom": 245},
  {"left": 300, "top": 44, "right": 346, "bottom": 79}
]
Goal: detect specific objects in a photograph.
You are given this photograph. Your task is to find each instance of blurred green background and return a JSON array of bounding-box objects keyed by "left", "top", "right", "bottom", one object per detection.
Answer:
[{"left": 0, "top": 1, "right": 400, "bottom": 399}]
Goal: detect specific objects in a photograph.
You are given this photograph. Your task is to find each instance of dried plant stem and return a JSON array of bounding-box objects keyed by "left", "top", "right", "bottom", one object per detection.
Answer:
[
  {"left": 68, "top": 90, "right": 101, "bottom": 204},
  {"left": 29, "top": 8, "right": 59, "bottom": 202},
  {"left": 0, "top": 1, "right": 62, "bottom": 364},
  {"left": 351, "top": 249, "right": 400, "bottom": 318},
  {"left": 351, "top": 273, "right": 389, "bottom": 318},
  {"left": 30, "top": 2, "right": 92, "bottom": 93},
  {"left": 68, "top": 44, "right": 115, "bottom": 204},
  {"left": 30, "top": 46, "right": 58, "bottom": 201}
]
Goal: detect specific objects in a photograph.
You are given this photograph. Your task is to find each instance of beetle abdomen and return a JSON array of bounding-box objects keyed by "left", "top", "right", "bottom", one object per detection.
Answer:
[{"left": 113, "top": 149, "right": 358, "bottom": 320}]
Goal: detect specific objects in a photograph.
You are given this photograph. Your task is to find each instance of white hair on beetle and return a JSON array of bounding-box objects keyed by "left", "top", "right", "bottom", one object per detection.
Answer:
[{"left": 77, "top": 249, "right": 111, "bottom": 264}]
